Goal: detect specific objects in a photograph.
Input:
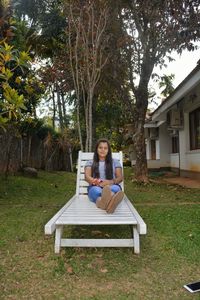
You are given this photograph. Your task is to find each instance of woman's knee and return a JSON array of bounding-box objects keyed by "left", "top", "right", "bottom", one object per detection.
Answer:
[
  {"left": 110, "top": 184, "right": 121, "bottom": 194},
  {"left": 88, "top": 186, "right": 102, "bottom": 202}
]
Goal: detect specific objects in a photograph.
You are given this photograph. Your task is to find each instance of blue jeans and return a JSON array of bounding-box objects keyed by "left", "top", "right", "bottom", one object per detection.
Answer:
[{"left": 88, "top": 184, "right": 121, "bottom": 203}]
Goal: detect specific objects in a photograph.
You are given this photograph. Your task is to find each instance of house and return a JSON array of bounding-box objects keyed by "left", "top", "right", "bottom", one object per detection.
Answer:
[{"left": 145, "top": 63, "right": 200, "bottom": 179}]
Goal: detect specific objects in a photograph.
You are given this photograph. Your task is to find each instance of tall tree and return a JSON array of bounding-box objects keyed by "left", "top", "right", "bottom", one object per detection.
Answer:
[
  {"left": 118, "top": 0, "right": 200, "bottom": 182},
  {"left": 65, "top": 0, "right": 109, "bottom": 151}
]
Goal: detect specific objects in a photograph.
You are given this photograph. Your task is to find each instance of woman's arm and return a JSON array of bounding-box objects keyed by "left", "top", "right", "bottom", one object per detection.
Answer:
[
  {"left": 112, "top": 167, "right": 123, "bottom": 184},
  {"left": 85, "top": 167, "right": 94, "bottom": 185},
  {"left": 85, "top": 167, "right": 102, "bottom": 185}
]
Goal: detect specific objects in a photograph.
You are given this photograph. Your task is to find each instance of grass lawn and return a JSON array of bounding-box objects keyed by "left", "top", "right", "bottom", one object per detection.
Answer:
[{"left": 0, "top": 168, "right": 200, "bottom": 300}]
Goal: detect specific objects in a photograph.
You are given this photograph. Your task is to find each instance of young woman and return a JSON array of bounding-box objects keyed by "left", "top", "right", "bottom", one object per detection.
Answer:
[{"left": 85, "top": 138, "right": 124, "bottom": 213}]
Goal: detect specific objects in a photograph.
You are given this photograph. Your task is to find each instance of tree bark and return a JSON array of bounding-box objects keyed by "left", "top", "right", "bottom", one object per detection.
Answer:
[
  {"left": 5, "top": 134, "right": 13, "bottom": 179},
  {"left": 77, "top": 97, "right": 84, "bottom": 151},
  {"left": 27, "top": 135, "right": 32, "bottom": 166},
  {"left": 133, "top": 86, "right": 149, "bottom": 182},
  {"left": 52, "top": 87, "right": 56, "bottom": 130},
  {"left": 133, "top": 122, "right": 148, "bottom": 182},
  {"left": 56, "top": 83, "right": 64, "bottom": 131},
  {"left": 88, "top": 89, "right": 93, "bottom": 152}
]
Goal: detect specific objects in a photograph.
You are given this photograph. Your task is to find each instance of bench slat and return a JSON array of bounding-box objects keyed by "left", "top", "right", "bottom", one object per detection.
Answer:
[{"left": 61, "top": 239, "right": 134, "bottom": 247}]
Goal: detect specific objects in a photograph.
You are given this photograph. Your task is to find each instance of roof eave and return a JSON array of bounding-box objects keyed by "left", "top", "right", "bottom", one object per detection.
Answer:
[{"left": 151, "top": 64, "right": 200, "bottom": 121}]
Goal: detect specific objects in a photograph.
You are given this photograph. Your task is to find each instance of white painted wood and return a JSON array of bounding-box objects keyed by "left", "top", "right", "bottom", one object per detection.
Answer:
[
  {"left": 75, "top": 151, "right": 82, "bottom": 197},
  {"left": 55, "top": 226, "right": 63, "bottom": 254},
  {"left": 80, "top": 173, "right": 86, "bottom": 180},
  {"left": 79, "top": 180, "right": 89, "bottom": 187},
  {"left": 61, "top": 238, "right": 134, "bottom": 247},
  {"left": 44, "top": 195, "right": 77, "bottom": 234},
  {"left": 44, "top": 151, "right": 147, "bottom": 254},
  {"left": 79, "top": 187, "right": 88, "bottom": 194},
  {"left": 55, "top": 197, "right": 137, "bottom": 225},
  {"left": 124, "top": 195, "right": 147, "bottom": 234},
  {"left": 133, "top": 227, "right": 140, "bottom": 254}
]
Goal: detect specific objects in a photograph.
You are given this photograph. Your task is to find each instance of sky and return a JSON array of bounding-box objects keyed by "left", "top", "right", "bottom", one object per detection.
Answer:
[
  {"left": 149, "top": 45, "right": 200, "bottom": 110},
  {"left": 161, "top": 48, "right": 200, "bottom": 87}
]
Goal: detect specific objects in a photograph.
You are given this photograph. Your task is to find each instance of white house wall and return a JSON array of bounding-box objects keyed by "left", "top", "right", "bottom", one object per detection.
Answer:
[
  {"left": 170, "top": 153, "right": 179, "bottom": 169},
  {"left": 148, "top": 65, "right": 200, "bottom": 179},
  {"left": 147, "top": 123, "right": 171, "bottom": 169},
  {"left": 179, "top": 91, "right": 200, "bottom": 178}
]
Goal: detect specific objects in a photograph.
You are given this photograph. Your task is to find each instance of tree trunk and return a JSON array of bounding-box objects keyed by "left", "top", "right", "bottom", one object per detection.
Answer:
[
  {"left": 56, "top": 84, "right": 64, "bottom": 131},
  {"left": 85, "top": 96, "right": 89, "bottom": 152},
  {"left": 92, "top": 94, "right": 97, "bottom": 147},
  {"left": 88, "top": 89, "right": 93, "bottom": 152},
  {"left": 52, "top": 87, "right": 56, "bottom": 130},
  {"left": 77, "top": 97, "right": 84, "bottom": 151},
  {"left": 20, "top": 137, "right": 23, "bottom": 169},
  {"left": 61, "top": 92, "right": 67, "bottom": 127},
  {"left": 5, "top": 134, "right": 13, "bottom": 179},
  {"left": 68, "top": 145, "right": 73, "bottom": 172},
  {"left": 45, "top": 145, "right": 58, "bottom": 171},
  {"left": 133, "top": 89, "right": 149, "bottom": 183},
  {"left": 134, "top": 125, "right": 148, "bottom": 182},
  {"left": 27, "top": 135, "right": 32, "bottom": 166}
]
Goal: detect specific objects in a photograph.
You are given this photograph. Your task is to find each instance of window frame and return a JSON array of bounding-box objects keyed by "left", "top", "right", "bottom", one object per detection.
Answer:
[
  {"left": 189, "top": 107, "right": 200, "bottom": 150},
  {"left": 171, "top": 135, "right": 179, "bottom": 153}
]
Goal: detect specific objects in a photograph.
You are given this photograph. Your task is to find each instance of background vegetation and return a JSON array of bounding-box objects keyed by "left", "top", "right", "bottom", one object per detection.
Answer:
[{"left": 1, "top": 0, "right": 200, "bottom": 180}]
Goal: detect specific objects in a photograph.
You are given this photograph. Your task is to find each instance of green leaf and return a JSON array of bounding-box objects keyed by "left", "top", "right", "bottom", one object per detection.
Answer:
[{"left": 19, "top": 51, "right": 32, "bottom": 64}]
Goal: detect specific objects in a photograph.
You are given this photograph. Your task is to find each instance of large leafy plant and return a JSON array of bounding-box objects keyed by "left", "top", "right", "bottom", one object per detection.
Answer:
[{"left": 0, "top": 41, "right": 31, "bottom": 128}]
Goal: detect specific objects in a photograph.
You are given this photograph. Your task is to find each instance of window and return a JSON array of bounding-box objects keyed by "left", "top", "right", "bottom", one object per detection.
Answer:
[
  {"left": 172, "top": 136, "right": 179, "bottom": 153},
  {"left": 189, "top": 107, "right": 200, "bottom": 150}
]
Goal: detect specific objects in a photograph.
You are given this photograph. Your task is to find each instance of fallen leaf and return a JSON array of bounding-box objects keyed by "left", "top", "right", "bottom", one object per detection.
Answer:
[
  {"left": 104, "top": 233, "right": 110, "bottom": 238},
  {"left": 92, "top": 230, "right": 102, "bottom": 235},
  {"left": 67, "top": 266, "right": 74, "bottom": 274},
  {"left": 96, "top": 253, "right": 103, "bottom": 258},
  {"left": 100, "top": 268, "right": 108, "bottom": 273}
]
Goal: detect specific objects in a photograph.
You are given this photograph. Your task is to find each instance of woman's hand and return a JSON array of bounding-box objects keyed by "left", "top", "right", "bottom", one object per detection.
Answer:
[
  {"left": 99, "top": 179, "right": 113, "bottom": 187},
  {"left": 92, "top": 178, "right": 102, "bottom": 186}
]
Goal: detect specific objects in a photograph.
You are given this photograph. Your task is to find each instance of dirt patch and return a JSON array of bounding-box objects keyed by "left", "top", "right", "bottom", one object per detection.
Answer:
[
  {"left": 150, "top": 172, "right": 200, "bottom": 189},
  {"left": 163, "top": 177, "right": 200, "bottom": 189}
]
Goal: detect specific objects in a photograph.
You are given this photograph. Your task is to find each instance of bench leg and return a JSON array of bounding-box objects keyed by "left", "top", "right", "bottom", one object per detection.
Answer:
[
  {"left": 133, "top": 227, "right": 140, "bottom": 254},
  {"left": 55, "top": 226, "right": 63, "bottom": 254}
]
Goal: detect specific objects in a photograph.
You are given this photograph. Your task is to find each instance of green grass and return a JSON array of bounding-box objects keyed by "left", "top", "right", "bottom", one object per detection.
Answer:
[{"left": 0, "top": 169, "right": 200, "bottom": 300}]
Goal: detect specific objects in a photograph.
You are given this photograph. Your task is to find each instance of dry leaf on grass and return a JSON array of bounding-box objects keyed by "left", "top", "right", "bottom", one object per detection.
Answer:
[
  {"left": 67, "top": 266, "right": 74, "bottom": 274},
  {"left": 104, "top": 233, "right": 110, "bottom": 238},
  {"left": 92, "top": 230, "right": 102, "bottom": 236},
  {"left": 100, "top": 268, "right": 108, "bottom": 273}
]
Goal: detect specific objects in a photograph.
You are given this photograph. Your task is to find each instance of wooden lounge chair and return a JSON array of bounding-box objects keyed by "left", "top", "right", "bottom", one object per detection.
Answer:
[{"left": 45, "top": 151, "right": 147, "bottom": 254}]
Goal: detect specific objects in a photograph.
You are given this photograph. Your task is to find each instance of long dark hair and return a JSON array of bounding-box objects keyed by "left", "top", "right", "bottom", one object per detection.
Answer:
[{"left": 92, "top": 138, "right": 113, "bottom": 179}]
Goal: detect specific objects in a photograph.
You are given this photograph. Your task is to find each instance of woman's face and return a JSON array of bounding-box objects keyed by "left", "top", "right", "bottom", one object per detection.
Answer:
[{"left": 97, "top": 142, "right": 109, "bottom": 160}]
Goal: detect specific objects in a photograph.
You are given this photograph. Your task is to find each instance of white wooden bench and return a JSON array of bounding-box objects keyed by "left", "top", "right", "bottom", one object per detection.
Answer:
[{"left": 45, "top": 151, "right": 147, "bottom": 254}]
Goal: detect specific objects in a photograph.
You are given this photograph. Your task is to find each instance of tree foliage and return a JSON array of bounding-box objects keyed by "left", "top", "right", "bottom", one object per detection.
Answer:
[{"left": 6, "top": 0, "right": 200, "bottom": 181}]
